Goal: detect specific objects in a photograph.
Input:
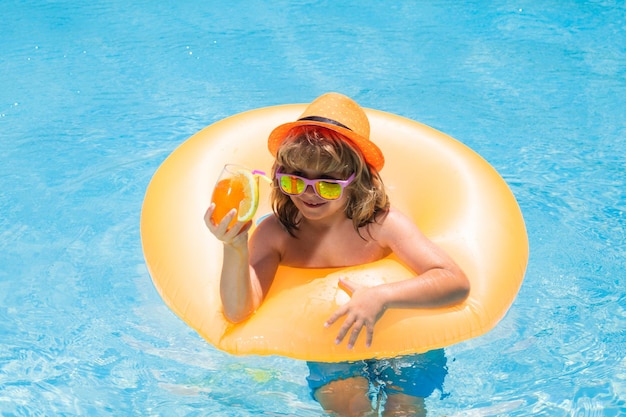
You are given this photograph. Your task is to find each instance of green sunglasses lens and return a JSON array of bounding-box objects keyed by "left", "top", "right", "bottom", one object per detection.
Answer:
[
  {"left": 316, "top": 181, "right": 342, "bottom": 200},
  {"left": 279, "top": 175, "right": 304, "bottom": 194}
]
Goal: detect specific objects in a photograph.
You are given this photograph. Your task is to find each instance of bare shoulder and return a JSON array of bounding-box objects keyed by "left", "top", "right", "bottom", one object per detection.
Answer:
[
  {"left": 254, "top": 213, "right": 283, "bottom": 232},
  {"left": 249, "top": 214, "right": 287, "bottom": 259},
  {"left": 380, "top": 207, "right": 415, "bottom": 224},
  {"left": 374, "top": 206, "right": 463, "bottom": 276},
  {"left": 372, "top": 207, "right": 424, "bottom": 240}
]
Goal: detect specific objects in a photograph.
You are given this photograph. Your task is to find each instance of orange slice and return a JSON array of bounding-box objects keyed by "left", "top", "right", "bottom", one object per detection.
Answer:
[{"left": 235, "top": 169, "right": 259, "bottom": 222}]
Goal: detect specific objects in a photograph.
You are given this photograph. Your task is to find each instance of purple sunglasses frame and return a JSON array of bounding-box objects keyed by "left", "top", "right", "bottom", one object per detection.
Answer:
[{"left": 275, "top": 167, "right": 356, "bottom": 200}]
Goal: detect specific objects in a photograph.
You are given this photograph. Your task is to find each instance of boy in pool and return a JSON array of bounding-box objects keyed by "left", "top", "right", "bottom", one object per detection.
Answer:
[{"left": 205, "top": 92, "right": 470, "bottom": 416}]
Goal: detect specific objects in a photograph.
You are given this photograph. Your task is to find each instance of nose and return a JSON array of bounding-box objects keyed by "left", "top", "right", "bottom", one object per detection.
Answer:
[{"left": 302, "top": 184, "right": 316, "bottom": 196}]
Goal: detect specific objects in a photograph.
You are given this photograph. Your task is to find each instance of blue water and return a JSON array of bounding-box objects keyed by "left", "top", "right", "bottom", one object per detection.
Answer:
[{"left": 2, "top": 1, "right": 625, "bottom": 415}]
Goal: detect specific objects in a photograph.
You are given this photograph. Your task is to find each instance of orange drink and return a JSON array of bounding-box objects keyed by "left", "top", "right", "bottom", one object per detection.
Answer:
[
  {"left": 211, "top": 176, "right": 245, "bottom": 228},
  {"left": 210, "top": 164, "right": 261, "bottom": 229}
]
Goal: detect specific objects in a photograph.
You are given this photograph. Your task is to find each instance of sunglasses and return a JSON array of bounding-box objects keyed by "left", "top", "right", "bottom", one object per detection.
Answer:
[{"left": 275, "top": 167, "right": 356, "bottom": 201}]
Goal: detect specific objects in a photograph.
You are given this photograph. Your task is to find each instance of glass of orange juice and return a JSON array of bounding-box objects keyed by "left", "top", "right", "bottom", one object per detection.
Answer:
[{"left": 210, "top": 164, "right": 253, "bottom": 228}]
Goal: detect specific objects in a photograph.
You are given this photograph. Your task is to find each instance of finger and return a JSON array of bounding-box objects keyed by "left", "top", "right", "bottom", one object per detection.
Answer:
[
  {"left": 240, "top": 220, "right": 253, "bottom": 234},
  {"left": 212, "top": 209, "right": 237, "bottom": 239},
  {"left": 204, "top": 204, "right": 216, "bottom": 228},
  {"left": 346, "top": 320, "right": 364, "bottom": 349},
  {"left": 227, "top": 216, "right": 252, "bottom": 240},
  {"left": 227, "top": 218, "right": 253, "bottom": 238},
  {"left": 325, "top": 305, "right": 348, "bottom": 328},
  {"left": 334, "top": 315, "right": 357, "bottom": 345},
  {"left": 219, "top": 209, "right": 237, "bottom": 229},
  {"left": 364, "top": 322, "right": 374, "bottom": 348}
]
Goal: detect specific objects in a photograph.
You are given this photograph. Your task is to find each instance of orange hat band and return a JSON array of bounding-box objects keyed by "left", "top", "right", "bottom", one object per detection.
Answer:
[{"left": 298, "top": 116, "right": 352, "bottom": 131}]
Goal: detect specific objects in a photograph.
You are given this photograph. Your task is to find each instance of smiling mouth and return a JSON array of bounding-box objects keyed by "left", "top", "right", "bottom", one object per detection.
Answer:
[{"left": 302, "top": 200, "right": 325, "bottom": 208}]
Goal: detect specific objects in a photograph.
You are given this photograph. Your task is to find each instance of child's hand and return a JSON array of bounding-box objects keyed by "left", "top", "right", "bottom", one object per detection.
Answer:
[
  {"left": 204, "top": 203, "right": 252, "bottom": 246},
  {"left": 324, "top": 278, "right": 386, "bottom": 349}
]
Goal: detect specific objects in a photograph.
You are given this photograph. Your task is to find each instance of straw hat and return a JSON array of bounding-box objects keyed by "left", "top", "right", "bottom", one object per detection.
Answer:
[{"left": 267, "top": 92, "right": 385, "bottom": 171}]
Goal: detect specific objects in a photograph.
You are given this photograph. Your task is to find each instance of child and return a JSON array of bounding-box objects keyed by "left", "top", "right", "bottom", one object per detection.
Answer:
[{"left": 205, "top": 92, "right": 470, "bottom": 416}]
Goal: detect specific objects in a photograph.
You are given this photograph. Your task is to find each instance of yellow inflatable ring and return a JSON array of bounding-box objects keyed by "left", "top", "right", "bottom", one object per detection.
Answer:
[{"left": 141, "top": 104, "right": 529, "bottom": 362}]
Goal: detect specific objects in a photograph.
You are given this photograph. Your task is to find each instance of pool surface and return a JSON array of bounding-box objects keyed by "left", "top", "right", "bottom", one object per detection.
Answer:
[{"left": 2, "top": 1, "right": 625, "bottom": 415}]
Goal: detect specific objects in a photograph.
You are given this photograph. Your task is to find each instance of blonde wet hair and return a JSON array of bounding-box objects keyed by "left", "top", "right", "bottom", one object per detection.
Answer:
[{"left": 271, "top": 126, "right": 389, "bottom": 236}]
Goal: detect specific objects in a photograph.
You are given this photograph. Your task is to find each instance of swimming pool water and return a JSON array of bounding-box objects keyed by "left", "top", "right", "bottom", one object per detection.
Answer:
[{"left": 1, "top": 1, "right": 625, "bottom": 415}]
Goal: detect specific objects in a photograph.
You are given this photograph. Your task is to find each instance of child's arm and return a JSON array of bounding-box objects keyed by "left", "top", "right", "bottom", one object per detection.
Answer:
[
  {"left": 326, "top": 208, "right": 470, "bottom": 348},
  {"left": 204, "top": 205, "right": 280, "bottom": 323}
]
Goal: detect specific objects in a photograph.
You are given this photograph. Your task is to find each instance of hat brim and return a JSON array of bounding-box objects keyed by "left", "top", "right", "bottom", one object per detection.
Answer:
[{"left": 268, "top": 120, "right": 385, "bottom": 172}]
